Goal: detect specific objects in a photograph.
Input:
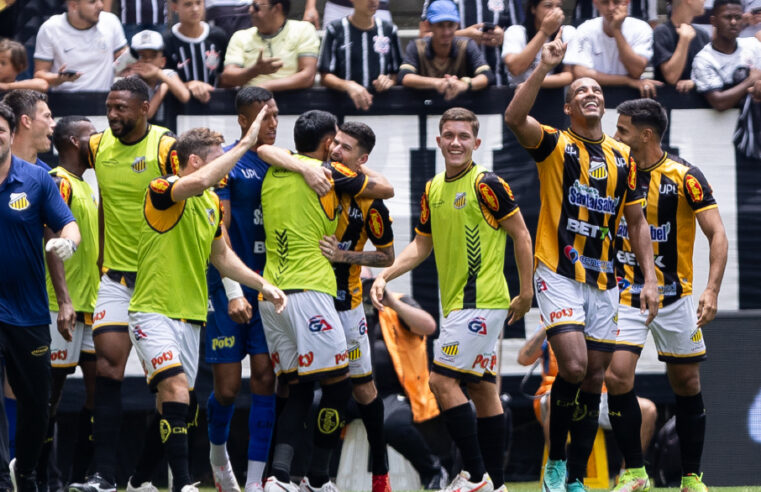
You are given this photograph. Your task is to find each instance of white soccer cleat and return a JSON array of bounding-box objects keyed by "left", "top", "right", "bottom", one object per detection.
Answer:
[
  {"left": 211, "top": 460, "right": 241, "bottom": 492},
  {"left": 126, "top": 477, "right": 159, "bottom": 492},
  {"left": 263, "top": 476, "right": 299, "bottom": 492},
  {"left": 180, "top": 482, "right": 201, "bottom": 492},
  {"left": 245, "top": 482, "right": 264, "bottom": 492},
  {"left": 438, "top": 471, "right": 494, "bottom": 492},
  {"left": 298, "top": 477, "right": 340, "bottom": 492}
]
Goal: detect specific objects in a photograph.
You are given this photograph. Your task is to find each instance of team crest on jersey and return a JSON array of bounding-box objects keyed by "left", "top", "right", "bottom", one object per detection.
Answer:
[
  {"left": 478, "top": 183, "right": 500, "bottom": 211},
  {"left": 453, "top": 192, "right": 467, "bottom": 209},
  {"left": 206, "top": 208, "right": 216, "bottom": 226},
  {"left": 589, "top": 159, "right": 608, "bottom": 180},
  {"left": 368, "top": 208, "right": 384, "bottom": 238},
  {"left": 441, "top": 342, "right": 459, "bottom": 356},
  {"left": 132, "top": 156, "right": 147, "bottom": 173},
  {"left": 8, "top": 192, "right": 29, "bottom": 211},
  {"left": 332, "top": 162, "right": 357, "bottom": 177},
  {"left": 487, "top": 0, "right": 504, "bottom": 11},
  {"left": 685, "top": 175, "right": 704, "bottom": 203},
  {"left": 373, "top": 34, "right": 390, "bottom": 54},
  {"left": 205, "top": 48, "right": 220, "bottom": 71},
  {"left": 627, "top": 157, "right": 637, "bottom": 190}
]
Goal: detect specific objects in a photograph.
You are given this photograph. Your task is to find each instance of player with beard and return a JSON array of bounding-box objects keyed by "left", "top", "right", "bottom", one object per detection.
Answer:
[
  {"left": 205, "top": 87, "right": 331, "bottom": 492},
  {"left": 504, "top": 32, "right": 659, "bottom": 492}
]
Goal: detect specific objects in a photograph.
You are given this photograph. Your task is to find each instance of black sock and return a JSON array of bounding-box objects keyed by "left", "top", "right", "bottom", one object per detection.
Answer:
[
  {"left": 308, "top": 379, "right": 352, "bottom": 487},
  {"left": 131, "top": 411, "right": 164, "bottom": 486},
  {"left": 675, "top": 393, "right": 705, "bottom": 476},
  {"left": 271, "top": 382, "right": 314, "bottom": 482},
  {"left": 608, "top": 390, "right": 644, "bottom": 468},
  {"left": 36, "top": 415, "right": 55, "bottom": 486},
  {"left": 358, "top": 397, "right": 388, "bottom": 475},
  {"left": 161, "top": 402, "right": 191, "bottom": 492},
  {"left": 93, "top": 376, "right": 122, "bottom": 483},
  {"left": 567, "top": 391, "right": 601, "bottom": 484},
  {"left": 548, "top": 375, "right": 581, "bottom": 461},
  {"left": 477, "top": 414, "right": 506, "bottom": 487},
  {"left": 441, "top": 403, "right": 486, "bottom": 480},
  {"left": 71, "top": 407, "right": 94, "bottom": 483}
]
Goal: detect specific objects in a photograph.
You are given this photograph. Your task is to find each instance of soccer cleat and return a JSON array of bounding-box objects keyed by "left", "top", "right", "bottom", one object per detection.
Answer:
[
  {"left": 438, "top": 471, "right": 494, "bottom": 492},
  {"left": 298, "top": 477, "right": 340, "bottom": 492},
  {"left": 424, "top": 466, "right": 449, "bottom": 490},
  {"left": 567, "top": 480, "right": 587, "bottom": 492},
  {"left": 126, "top": 477, "right": 159, "bottom": 492},
  {"left": 681, "top": 473, "right": 708, "bottom": 492},
  {"left": 180, "top": 482, "right": 201, "bottom": 492},
  {"left": 68, "top": 473, "right": 117, "bottom": 492},
  {"left": 245, "top": 483, "right": 264, "bottom": 492},
  {"left": 9, "top": 459, "right": 16, "bottom": 492},
  {"left": 263, "top": 476, "right": 299, "bottom": 492},
  {"left": 211, "top": 460, "right": 241, "bottom": 492},
  {"left": 542, "top": 459, "right": 567, "bottom": 492},
  {"left": 371, "top": 474, "right": 391, "bottom": 492},
  {"left": 612, "top": 467, "right": 651, "bottom": 492}
]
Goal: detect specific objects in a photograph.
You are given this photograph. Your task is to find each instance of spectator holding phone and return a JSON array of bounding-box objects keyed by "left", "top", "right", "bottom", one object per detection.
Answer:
[
  {"left": 34, "top": 0, "right": 127, "bottom": 92},
  {"left": 502, "top": 0, "right": 576, "bottom": 87}
]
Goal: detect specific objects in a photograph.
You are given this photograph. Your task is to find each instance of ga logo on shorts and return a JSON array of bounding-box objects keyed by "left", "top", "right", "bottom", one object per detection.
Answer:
[
  {"left": 308, "top": 315, "right": 333, "bottom": 332},
  {"left": 467, "top": 317, "right": 487, "bottom": 335},
  {"left": 441, "top": 342, "right": 459, "bottom": 356}
]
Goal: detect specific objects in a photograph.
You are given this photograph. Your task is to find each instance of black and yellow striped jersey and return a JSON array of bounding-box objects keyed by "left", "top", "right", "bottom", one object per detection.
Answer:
[
  {"left": 333, "top": 195, "right": 393, "bottom": 311},
  {"left": 524, "top": 125, "right": 644, "bottom": 290},
  {"left": 615, "top": 152, "right": 717, "bottom": 308}
]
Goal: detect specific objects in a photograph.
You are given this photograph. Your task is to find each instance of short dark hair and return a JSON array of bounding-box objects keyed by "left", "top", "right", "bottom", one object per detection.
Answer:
[
  {"left": 1, "top": 89, "right": 47, "bottom": 122},
  {"left": 53, "top": 116, "right": 91, "bottom": 153},
  {"left": 176, "top": 127, "right": 225, "bottom": 169},
  {"left": 713, "top": 0, "right": 742, "bottom": 13},
  {"left": 294, "top": 110, "right": 337, "bottom": 153},
  {"left": 439, "top": 107, "right": 479, "bottom": 136},
  {"left": 616, "top": 98, "right": 669, "bottom": 139},
  {"left": 0, "top": 39, "right": 28, "bottom": 73},
  {"left": 339, "top": 121, "right": 375, "bottom": 154},
  {"left": 0, "top": 102, "right": 16, "bottom": 133},
  {"left": 235, "top": 86, "right": 273, "bottom": 113},
  {"left": 271, "top": 0, "right": 290, "bottom": 15},
  {"left": 110, "top": 77, "right": 150, "bottom": 102}
]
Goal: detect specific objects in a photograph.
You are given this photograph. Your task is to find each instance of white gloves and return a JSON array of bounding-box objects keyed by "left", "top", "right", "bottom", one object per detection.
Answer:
[
  {"left": 222, "top": 277, "right": 244, "bottom": 301},
  {"left": 46, "top": 238, "right": 77, "bottom": 261}
]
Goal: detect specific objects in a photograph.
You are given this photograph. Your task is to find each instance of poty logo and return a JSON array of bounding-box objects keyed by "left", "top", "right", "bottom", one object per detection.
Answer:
[
  {"left": 564, "top": 245, "right": 579, "bottom": 264},
  {"left": 467, "top": 317, "right": 488, "bottom": 335},
  {"left": 151, "top": 350, "right": 174, "bottom": 369},
  {"left": 51, "top": 349, "right": 68, "bottom": 361},
  {"left": 471, "top": 354, "right": 496, "bottom": 370},
  {"left": 549, "top": 308, "right": 573, "bottom": 324},
  {"left": 298, "top": 351, "right": 314, "bottom": 368},
  {"left": 308, "top": 315, "right": 333, "bottom": 332},
  {"left": 334, "top": 351, "right": 348, "bottom": 364},
  {"left": 94, "top": 310, "right": 106, "bottom": 322},
  {"left": 211, "top": 336, "right": 235, "bottom": 350}
]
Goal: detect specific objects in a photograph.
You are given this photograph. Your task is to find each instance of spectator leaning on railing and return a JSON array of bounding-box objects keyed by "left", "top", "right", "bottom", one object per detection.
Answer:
[
  {"left": 502, "top": 0, "right": 576, "bottom": 88},
  {"left": 399, "top": 1, "right": 494, "bottom": 101},
  {"left": 565, "top": 0, "right": 658, "bottom": 98},
  {"left": 318, "top": 0, "right": 403, "bottom": 111},
  {"left": 220, "top": 0, "right": 319, "bottom": 91}
]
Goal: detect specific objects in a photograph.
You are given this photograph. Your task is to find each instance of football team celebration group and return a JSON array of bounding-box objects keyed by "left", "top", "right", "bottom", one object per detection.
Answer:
[{"left": 0, "top": 31, "right": 728, "bottom": 492}]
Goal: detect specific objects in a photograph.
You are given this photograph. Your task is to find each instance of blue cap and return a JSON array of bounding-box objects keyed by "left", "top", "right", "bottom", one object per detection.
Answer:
[{"left": 426, "top": 0, "right": 460, "bottom": 24}]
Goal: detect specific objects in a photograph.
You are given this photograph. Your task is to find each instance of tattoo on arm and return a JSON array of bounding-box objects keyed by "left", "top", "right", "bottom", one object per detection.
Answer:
[{"left": 338, "top": 248, "right": 393, "bottom": 267}]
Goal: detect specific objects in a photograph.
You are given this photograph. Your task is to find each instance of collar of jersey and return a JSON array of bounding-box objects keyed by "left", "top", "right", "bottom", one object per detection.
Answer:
[
  {"left": 444, "top": 160, "right": 475, "bottom": 182},
  {"left": 641, "top": 151, "right": 668, "bottom": 173},
  {"left": 567, "top": 128, "right": 605, "bottom": 145}
]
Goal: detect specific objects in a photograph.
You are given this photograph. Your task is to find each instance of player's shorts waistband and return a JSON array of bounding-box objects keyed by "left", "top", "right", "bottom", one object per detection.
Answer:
[{"left": 105, "top": 269, "right": 137, "bottom": 289}]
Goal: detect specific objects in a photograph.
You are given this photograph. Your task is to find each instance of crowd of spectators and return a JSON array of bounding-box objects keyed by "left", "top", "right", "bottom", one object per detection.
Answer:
[{"left": 2, "top": 0, "right": 761, "bottom": 113}]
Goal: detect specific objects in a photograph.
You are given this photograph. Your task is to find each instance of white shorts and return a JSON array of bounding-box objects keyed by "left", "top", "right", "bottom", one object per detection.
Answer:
[
  {"left": 432, "top": 308, "right": 507, "bottom": 383},
  {"left": 49, "top": 311, "right": 95, "bottom": 370},
  {"left": 92, "top": 273, "right": 134, "bottom": 334},
  {"left": 128, "top": 312, "right": 201, "bottom": 390},
  {"left": 539, "top": 392, "right": 611, "bottom": 429},
  {"left": 535, "top": 263, "right": 619, "bottom": 351},
  {"left": 259, "top": 291, "right": 348, "bottom": 382},
  {"left": 338, "top": 306, "right": 373, "bottom": 382},
  {"left": 616, "top": 296, "right": 706, "bottom": 363}
]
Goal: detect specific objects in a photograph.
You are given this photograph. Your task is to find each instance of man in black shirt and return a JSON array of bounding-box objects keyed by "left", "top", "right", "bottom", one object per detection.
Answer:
[{"left": 653, "top": 0, "right": 710, "bottom": 92}]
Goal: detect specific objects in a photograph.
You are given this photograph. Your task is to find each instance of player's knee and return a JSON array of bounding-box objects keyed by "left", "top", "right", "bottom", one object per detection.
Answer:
[
  {"left": 158, "top": 375, "right": 190, "bottom": 405},
  {"left": 428, "top": 372, "right": 456, "bottom": 398},
  {"left": 671, "top": 372, "right": 701, "bottom": 396},
  {"left": 250, "top": 365, "right": 275, "bottom": 395},
  {"left": 558, "top": 360, "right": 586, "bottom": 384},
  {"left": 94, "top": 357, "right": 125, "bottom": 380},
  {"left": 352, "top": 381, "right": 377, "bottom": 405},
  {"left": 605, "top": 368, "right": 634, "bottom": 394}
]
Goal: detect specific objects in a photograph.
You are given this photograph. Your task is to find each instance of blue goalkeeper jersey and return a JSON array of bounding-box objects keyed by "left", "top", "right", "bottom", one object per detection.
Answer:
[{"left": 207, "top": 143, "right": 269, "bottom": 296}]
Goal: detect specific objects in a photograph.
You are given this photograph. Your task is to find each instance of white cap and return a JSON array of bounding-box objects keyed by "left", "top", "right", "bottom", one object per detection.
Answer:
[{"left": 131, "top": 30, "right": 164, "bottom": 51}]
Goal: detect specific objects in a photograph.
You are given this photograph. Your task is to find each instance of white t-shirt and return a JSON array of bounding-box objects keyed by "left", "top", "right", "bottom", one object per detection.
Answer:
[
  {"left": 691, "top": 37, "right": 761, "bottom": 92},
  {"left": 502, "top": 25, "right": 576, "bottom": 87},
  {"left": 564, "top": 17, "right": 653, "bottom": 75},
  {"left": 34, "top": 12, "right": 127, "bottom": 92}
]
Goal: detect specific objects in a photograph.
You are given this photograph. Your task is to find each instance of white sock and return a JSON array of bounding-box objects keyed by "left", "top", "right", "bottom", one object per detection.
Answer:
[
  {"left": 246, "top": 460, "right": 267, "bottom": 486},
  {"left": 210, "top": 443, "right": 229, "bottom": 467}
]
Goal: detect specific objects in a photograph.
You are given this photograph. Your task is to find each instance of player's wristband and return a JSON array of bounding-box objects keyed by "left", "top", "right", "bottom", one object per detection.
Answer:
[{"left": 222, "top": 277, "right": 244, "bottom": 301}]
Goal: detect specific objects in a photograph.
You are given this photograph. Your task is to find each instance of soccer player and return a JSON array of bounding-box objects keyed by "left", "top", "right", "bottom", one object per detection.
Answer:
[
  {"left": 69, "top": 77, "right": 178, "bottom": 492},
  {"left": 0, "top": 101, "right": 80, "bottom": 492},
  {"left": 607, "top": 99, "right": 727, "bottom": 492},
  {"left": 2, "top": 89, "right": 55, "bottom": 170},
  {"left": 318, "top": 122, "right": 394, "bottom": 492},
  {"left": 371, "top": 107, "right": 534, "bottom": 492},
  {"left": 255, "top": 109, "right": 393, "bottom": 492},
  {"left": 127, "top": 113, "right": 287, "bottom": 492},
  {"left": 205, "top": 87, "right": 331, "bottom": 492},
  {"left": 40, "top": 116, "right": 100, "bottom": 486},
  {"left": 504, "top": 32, "right": 659, "bottom": 492}
]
